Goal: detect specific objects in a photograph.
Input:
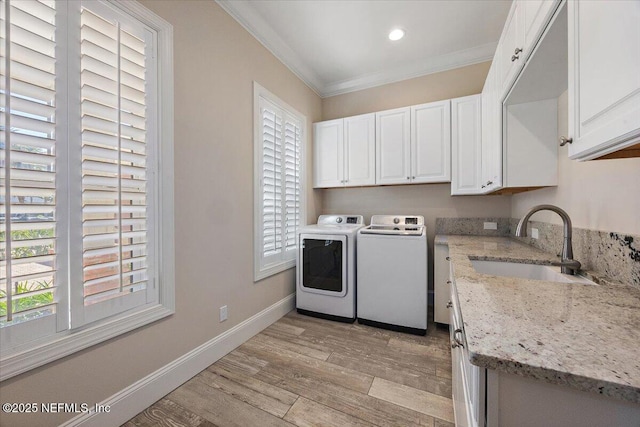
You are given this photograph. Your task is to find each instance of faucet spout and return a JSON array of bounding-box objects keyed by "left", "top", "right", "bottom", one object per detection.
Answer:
[{"left": 515, "top": 204, "right": 581, "bottom": 275}]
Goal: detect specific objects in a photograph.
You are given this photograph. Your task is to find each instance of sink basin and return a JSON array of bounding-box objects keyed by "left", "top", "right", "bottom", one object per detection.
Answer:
[{"left": 471, "top": 260, "right": 595, "bottom": 284}]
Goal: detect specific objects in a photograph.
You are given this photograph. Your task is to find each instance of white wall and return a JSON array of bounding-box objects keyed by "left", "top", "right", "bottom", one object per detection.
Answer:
[
  {"left": 511, "top": 91, "right": 640, "bottom": 235},
  {"left": 0, "top": 2, "right": 322, "bottom": 426}
]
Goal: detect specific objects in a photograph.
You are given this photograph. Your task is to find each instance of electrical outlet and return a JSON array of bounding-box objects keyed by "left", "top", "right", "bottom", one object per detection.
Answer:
[
  {"left": 532, "top": 228, "right": 539, "bottom": 239},
  {"left": 219, "top": 305, "right": 228, "bottom": 322},
  {"left": 483, "top": 222, "right": 498, "bottom": 230}
]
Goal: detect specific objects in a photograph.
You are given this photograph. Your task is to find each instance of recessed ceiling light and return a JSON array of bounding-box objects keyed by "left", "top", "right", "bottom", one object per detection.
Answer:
[{"left": 388, "top": 28, "right": 405, "bottom": 41}]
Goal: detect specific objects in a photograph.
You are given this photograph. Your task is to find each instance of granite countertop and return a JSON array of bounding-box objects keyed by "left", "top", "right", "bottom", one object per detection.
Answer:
[{"left": 436, "top": 235, "right": 640, "bottom": 404}]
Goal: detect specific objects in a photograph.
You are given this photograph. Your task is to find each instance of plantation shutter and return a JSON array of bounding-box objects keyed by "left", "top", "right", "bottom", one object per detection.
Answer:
[
  {"left": 0, "top": 0, "right": 59, "bottom": 337},
  {"left": 72, "top": 1, "right": 155, "bottom": 327},
  {"left": 259, "top": 96, "right": 302, "bottom": 267},
  {"left": 260, "top": 99, "right": 283, "bottom": 262},
  {"left": 283, "top": 116, "right": 301, "bottom": 256}
]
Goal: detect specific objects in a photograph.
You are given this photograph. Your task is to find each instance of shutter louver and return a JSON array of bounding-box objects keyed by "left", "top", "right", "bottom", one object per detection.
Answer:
[
  {"left": 261, "top": 106, "right": 282, "bottom": 258},
  {"left": 258, "top": 95, "right": 303, "bottom": 271},
  {"left": 283, "top": 119, "right": 300, "bottom": 252},
  {"left": 80, "top": 7, "right": 148, "bottom": 309},
  {"left": 1, "top": 0, "right": 57, "bottom": 325}
]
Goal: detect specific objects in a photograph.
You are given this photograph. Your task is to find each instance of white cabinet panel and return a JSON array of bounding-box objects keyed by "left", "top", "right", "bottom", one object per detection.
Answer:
[
  {"left": 313, "top": 119, "right": 344, "bottom": 188},
  {"left": 376, "top": 107, "right": 411, "bottom": 185},
  {"left": 499, "top": 1, "right": 525, "bottom": 96},
  {"left": 523, "top": 0, "right": 559, "bottom": 61},
  {"left": 411, "top": 100, "right": 451, "bottom": 183},
  {"left": 481, "top": 61, "right": 503, "bottom": 193},
  {"left": 344, "top": 114, "right": 375, "bottom": 187},
  {"left": 568, "top": 0, "right": 640, "bottom": 160},
  {"left": 451, "top": 95, "right": 483, "bottom": 195},
  {"left": 313, "top": 114, "right": 375, "bottom": 188},
  {"left": 434, "top": 243, "right": 450, "bottom": 325}
]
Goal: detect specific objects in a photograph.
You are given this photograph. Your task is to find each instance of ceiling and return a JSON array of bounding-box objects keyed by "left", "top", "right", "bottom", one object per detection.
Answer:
[{"left": 216, "top": 0, "right": 512, "bottom": 98}]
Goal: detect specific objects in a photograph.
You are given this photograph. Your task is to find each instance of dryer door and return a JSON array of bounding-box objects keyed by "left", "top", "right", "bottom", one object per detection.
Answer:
[{"left": 298, "top": 233, "right": 348, "bottom": 297}]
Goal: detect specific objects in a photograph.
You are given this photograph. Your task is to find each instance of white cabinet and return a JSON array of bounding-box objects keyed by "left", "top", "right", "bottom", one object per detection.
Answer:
[
  {"left": 344, "top": 114, "right": 376, "bottom": 186},
  {"left": 313, "top": 119, "right": 344, "bottom": 188},
  {"left": 523, "top": 0, "right": 560, "bottom": 60},
  {"left": 498, "top": 1, "right": 525, "bottom": 96},
  {"left": 411, "top": 100, "right": 451, "bottom": 183},
  {"left": 375, "top": 107, "right": 411, "bottom": 185},
  {"left": 480, "top": 60, "right": 503, "bottom": 193},
  {"left": 450, "top": 271, "right": 484, "bottom": 427},
  {"left": 313, "top": 113, "right": 375, "bottom": 188},
  {"left": 567, "top": 0, "right": 640, "bottom": 160},
  {"left": 434, "top": 243, "right": 450, "bottom": 325},
  {"left": 451, "top": 94, "right": 483, "bottom": 195},
  {"left": 375, "top": 101, "right": 451, "bottom": 185}
]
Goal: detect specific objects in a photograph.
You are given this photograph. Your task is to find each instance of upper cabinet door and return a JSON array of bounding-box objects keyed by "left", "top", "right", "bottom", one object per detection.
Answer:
[
  {"left": 313, "top": 119, "right": 344, "bottom": 188},
  {"left": 523, "top": 0, "right": 560, "bottom": 60},
  {"left": 499, "top": 1, "right": 525, "bottom": 96},
  {"left": 411, "top": 100, "right": 451, "bottom": 183},
  {"left": 376, "top": 107, "right": 411, "bottom": 185},
  {"left": 568, "top": 0, "right": 640, "bottom": 160},
  {"left": 344, "top": 113, "right": 375, "bottom": 187},
  {"left": 451, "top": 95, "right": 483, "bottom": 195},
  {"left": 481, "top": 62, "right": 503, "bottom": 193}
]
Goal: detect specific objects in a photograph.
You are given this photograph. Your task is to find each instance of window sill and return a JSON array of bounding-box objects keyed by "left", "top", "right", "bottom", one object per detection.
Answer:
[
  {"left": 0, "top": 303, "right": 174, "bottom": 382},
  {"left": 254, "top": 259, "right": 296, "bottom": 282}
]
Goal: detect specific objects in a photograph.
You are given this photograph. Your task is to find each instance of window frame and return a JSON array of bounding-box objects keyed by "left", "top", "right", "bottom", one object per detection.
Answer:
[
  {"left": 253, "top": 82, "right": 306, "bottom": 282},
  {"left": 0, "top": 0, "right": 174, "bottom": 382}
]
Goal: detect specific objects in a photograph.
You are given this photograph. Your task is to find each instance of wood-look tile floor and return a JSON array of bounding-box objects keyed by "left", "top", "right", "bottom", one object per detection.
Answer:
[{"left": 123, "top": 310, "right": 454, "bottom": 427}]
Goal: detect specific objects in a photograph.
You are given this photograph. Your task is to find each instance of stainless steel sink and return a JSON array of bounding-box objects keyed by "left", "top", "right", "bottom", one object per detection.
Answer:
[{"left": 471, "top": 260, "right": 595, "bottom": 284}]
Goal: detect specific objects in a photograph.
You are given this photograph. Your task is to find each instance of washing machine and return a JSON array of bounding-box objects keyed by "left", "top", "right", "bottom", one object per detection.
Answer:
[
  {"left": 296, "top": 214, "right": 365, "bottom": 322},
  {"left": 357, "top": 215, "right": 428, "bottom": 335}
]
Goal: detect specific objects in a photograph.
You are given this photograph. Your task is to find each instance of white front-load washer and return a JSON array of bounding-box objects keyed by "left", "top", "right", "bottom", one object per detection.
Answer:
[
  {"left": 296, "top": 215, "right": 365, "bottom": 322},
  {"left": 357, "top": 215, "right": 428, "bottom": 335}
]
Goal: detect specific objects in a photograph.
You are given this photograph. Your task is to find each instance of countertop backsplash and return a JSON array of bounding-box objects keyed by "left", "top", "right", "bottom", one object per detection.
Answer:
[
  {"left": 508, "top": 218, "right": 640, "bottom": 288},
  {"left": 435, "top": 217, "right": 640, "bottom": 288},
  {"left": 434, "top": 217, "right": 511, "bottom": 236}
]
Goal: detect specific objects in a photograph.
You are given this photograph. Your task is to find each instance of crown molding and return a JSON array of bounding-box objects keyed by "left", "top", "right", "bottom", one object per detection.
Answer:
[
  {"left": 215, "top": 0, "right": 324, "bottom": 96},
  {"left": 321, "top": 42, "right": 497, "bottom": 98},
  {"left": 216, "top": 0, "right": 496, "bottom": 98}
]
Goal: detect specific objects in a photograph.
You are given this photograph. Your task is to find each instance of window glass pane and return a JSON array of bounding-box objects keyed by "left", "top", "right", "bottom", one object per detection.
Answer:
[{"left": 1, "top": 0, "right": 57, "bottom": 327}]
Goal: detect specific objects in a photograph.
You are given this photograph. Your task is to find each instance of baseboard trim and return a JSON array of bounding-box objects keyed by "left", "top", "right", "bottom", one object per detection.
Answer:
[{"left": 60, "top": 293, "right": 295, "bottom": 427}]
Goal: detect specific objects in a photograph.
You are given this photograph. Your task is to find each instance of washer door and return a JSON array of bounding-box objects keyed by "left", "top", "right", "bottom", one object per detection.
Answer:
[{"left": 298, "top": 233, "right": 347, "bottom": 297}]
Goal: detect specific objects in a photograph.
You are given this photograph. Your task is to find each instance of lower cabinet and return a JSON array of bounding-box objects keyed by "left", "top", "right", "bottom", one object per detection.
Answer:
[
  {"left": 449, "top": 269, "right": 640, "bottom": 427},
  {"left": 434, "top": 243, "right": 450, "bottom": 325}
]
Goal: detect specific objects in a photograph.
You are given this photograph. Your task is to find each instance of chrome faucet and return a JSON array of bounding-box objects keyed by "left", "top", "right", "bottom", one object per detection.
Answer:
[{"left": 515, "top": 204, "right": 581, "bottom": 275}]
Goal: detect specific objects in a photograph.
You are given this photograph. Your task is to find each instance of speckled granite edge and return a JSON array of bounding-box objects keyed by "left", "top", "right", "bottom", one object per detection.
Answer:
[
  {"left": 509, "top": 219, "right": 640, "bottom": 288},
  {"left": 441, "top": 235, "right": 640, "bottom": 404}
]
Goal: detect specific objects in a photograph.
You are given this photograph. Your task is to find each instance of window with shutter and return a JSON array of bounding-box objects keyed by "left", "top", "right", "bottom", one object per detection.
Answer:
[
  {"left": 0, "top": 0, "right": 173, "bottom": 381},
  {"left": 71, "top": 1, "right": 155, "bottom": 327},
  {"left": 254, "top": 82, "right": 305, "bottom": 281},
  {"left": 1, "top": 0, "right": 60, "bottom": 345}
]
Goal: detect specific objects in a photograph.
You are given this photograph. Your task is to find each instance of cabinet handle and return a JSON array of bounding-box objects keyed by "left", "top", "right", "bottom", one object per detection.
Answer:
[
  {"left": 412, "top": 176, "right": 416, "bottom": 179},
  {"left": 514, "top": 47, "right": 523, "bottom": 55},
  {"left": 481, "top": 184, "right": 486, "bottom": 189},
  {"left": 511, "top": 54, "right": 519, "bottom": 62},
  {"left": 446, "top": 301, "right": 453, "bottom": 308},
  {"left": 406, "top": 176, "right": 410, "bottom": 180},
  {"left": 559, "top": 136, "right": 573, "bottom": 146},
  {"left": 445, "top": 256, "right": 450, "bottom": 261},
  {"left": 487, "top": 180, "right": 493, "bottom": 185},
  {"left": 446, "top": 280, "right": 452, "bottom": 285},
  {"left": 451, "top": 329, "right": 465, "bottom": 349}
]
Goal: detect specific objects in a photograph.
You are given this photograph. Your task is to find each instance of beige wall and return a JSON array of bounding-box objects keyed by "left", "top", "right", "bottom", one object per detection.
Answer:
[
  {"left": 0, "top": 2, "right": 322, "bottom": 426},
  {"left": 511, "top": 91, "right": 640, "bottom": 235},
  {"left": 322, "top": 62, "right": 492, "bottom": 120},
  {"left": 320, "top": 62, "right": 513, "bottom": 298}
]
